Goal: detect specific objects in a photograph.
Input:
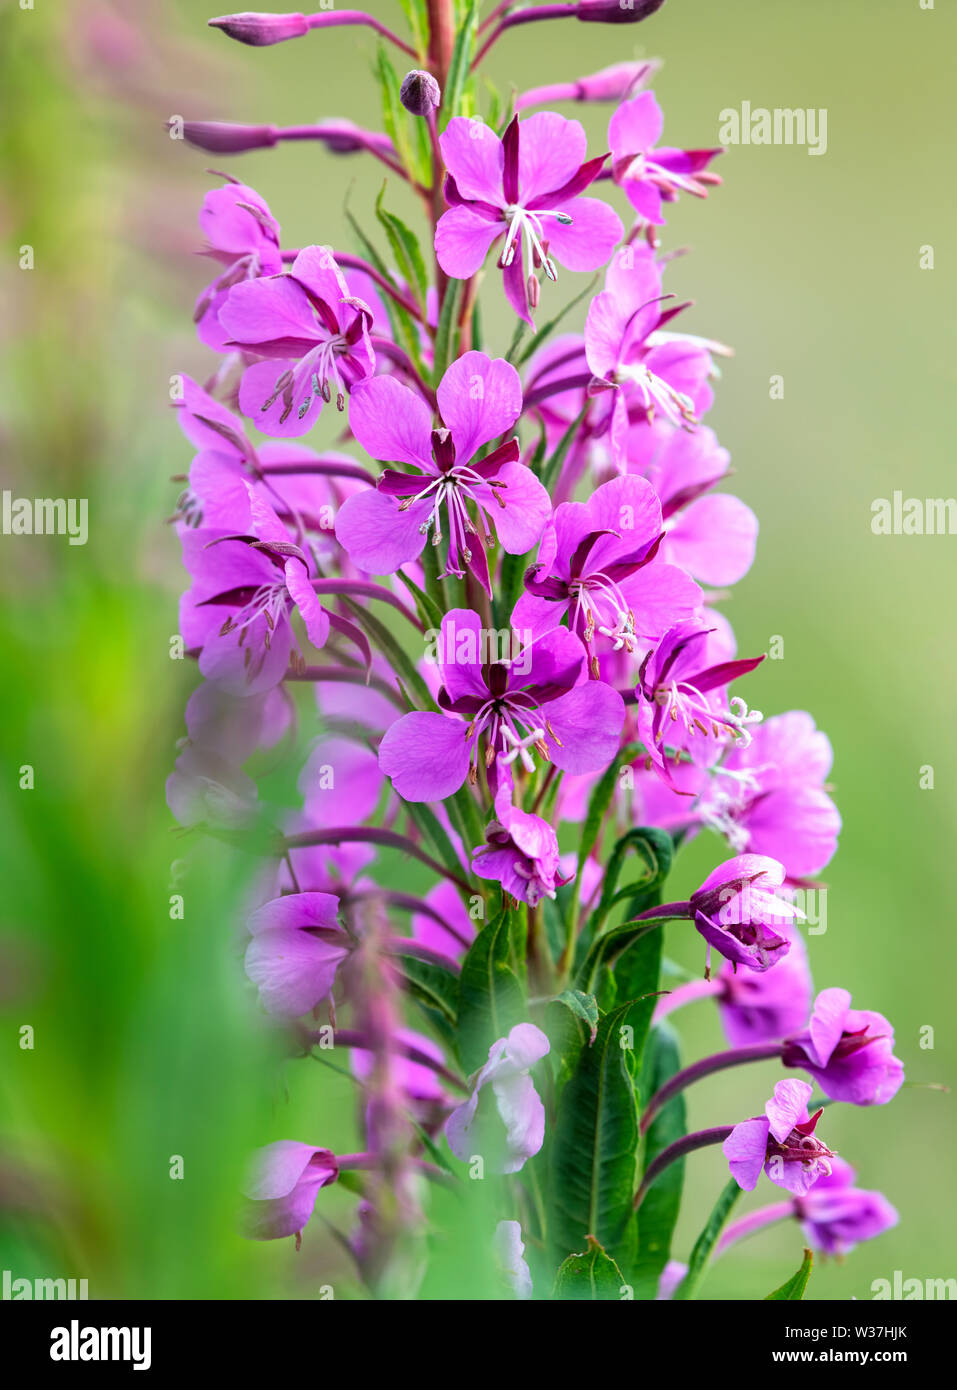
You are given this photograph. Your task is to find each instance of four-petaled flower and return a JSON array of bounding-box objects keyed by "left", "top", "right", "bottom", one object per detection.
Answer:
[
  {"left": 220, "top": 245, "right": 376, "bottom": 436},
  {"left": 723, "top": 1079, "right": 836, "bottom": 1197},
  {"left": 335, "top": 352, "right": 550, "bottom": 591},
  {"left": 436, "top": 113, "right": 623, "bottom": 324},
  {"left": 446, "top": 1024, "right": 550, "bottom": 1174},
  {"left": 783, "top": 987, "right": 905, "bottom": 1105},
  {"left": 378, "top": 609, "right": 625, "bottom": 801},
  {"left": 609, "top": 91, "right": 722, "bottom": 228}
]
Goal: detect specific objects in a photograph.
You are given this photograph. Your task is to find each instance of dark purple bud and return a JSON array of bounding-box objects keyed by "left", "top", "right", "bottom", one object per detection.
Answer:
[
  {"left": 576, "top": 0, "right": 666, "bottom": 23},
  {"left": 400, "top": 70, "right": 441, "bottom": 118},
  {"left": 208, "top": 11, "right": 309, "bottom": 46}
]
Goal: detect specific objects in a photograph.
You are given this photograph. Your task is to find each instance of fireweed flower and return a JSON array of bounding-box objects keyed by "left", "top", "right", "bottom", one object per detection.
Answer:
[
  {"left": 701, "top": 711, "right": 842, "bottom": 877},
  {"left": 242, "top": 1140, "right": 339, "bottom": 1243},
  {"left": 472, "top": 768, "right": 571, "bottom": 906},
  {"left": 378, "top": 609, "right": 625, "bottom": 801},
  {"left": 584, "top": 246, "right": 719, "bottom": 463},
  {"left": 782, "top": 987, "right": 905, "bottom": 1105},
  {"left": 335, "top": 352, "right": 550, "bottom": 591},
  {"left": 180, "top": 484, "right": 330, "bottom": 695},
  {"left": 608, "top": 91, "right": 722, "bottom": 227},
  {"left": 244, "top": 891, "right": 350, "bottom": 1017},
  {"left": 435, "top": 113, "right": 623, "bottom": 324},
  {"left": 723, "top": 1080, "right": 836, "bottom": 1198},
  {"left": 633, "top": 422, "right": 758, "bottom": 587},
  {"left": 652, "top": 924, "right": 813, "bottom": 1045},
  {"left": 446, "top": 1024, "right": 550, "bottom": 1174},
  {"left": 689, "top": 853, "right": 803, "bottom": 973},
  {"left": 634, "top": 617, "right": 765, "bottom": 783},
  {"left": 193, "top": 179, "right": 282, "bottom": 351},
  {"left": 795, "top": 1159, "right": 899, "bottom": 1256},
  {"left": 513, "top": 473, "right": 701, "bottom": 662},
  {"left": 351, "top": 1027, "right": 450, "bottom": 1129},
  {"left": 219, "top": 244, "right": 376, "bottom": 437}
]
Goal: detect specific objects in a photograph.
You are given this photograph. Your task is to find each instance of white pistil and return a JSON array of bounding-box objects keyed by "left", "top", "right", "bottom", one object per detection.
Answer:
[{"left": 501, "top": 206, "right": 572, "bottom": 283}]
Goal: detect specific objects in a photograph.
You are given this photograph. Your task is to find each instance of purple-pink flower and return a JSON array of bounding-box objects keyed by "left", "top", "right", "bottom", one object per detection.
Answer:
[
  {"left": 608, "top": 91, "right": 722, "bottom": 227},
  {"left": 436, "top": 113, "right": 623, "bottom": 324},
  {"left": 244, "top": 891, "right": 349, "bottom": 1017},
  {"left": 513, "top": 473, "right": 701, "bottom": 662},
  {"left": 219, "top": 245, "right": 375, "bottom": 436},
  {"left": 473, "top": 770, "right": 571, "bottom": 905},
  {"left": 795, "top": 1159, "right": 899, "bottom": 1256},
  {"left": 446, "top": 1023, "right": 550, "bottom": 1174},
  {"left": 193, "top": 179, "right": 282, "bottom": 351},
  {"left": 689, "top": 853, "right": 802, "bottom": 973},
  {"left": 723, "top": 1079, "right": 836, "bottom": 1198},
  {"left": 336, "top": 352, "right": 549, "bottom": 591},
  {"left": 378, "top": 609, "right": 625, "bottom": 801},
  {"left": 242, "top": 1140, "right": 339, "bottom": 1243},
  {"left": 179, "top": 484, "right": 329, "bottom": 695},
  {"left": 783, "top": 987, "right": 905, "bottom": 1105}
]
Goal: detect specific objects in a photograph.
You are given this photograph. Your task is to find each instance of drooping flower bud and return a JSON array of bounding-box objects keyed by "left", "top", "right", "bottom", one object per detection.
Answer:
[
  {"left": 576, "top": 0, "right": 666, "bottom": 21},
  {"left": 208, "top": 11, "right": 309, "bottom": 46},
  {"left": 399, "top": 69, "right": 441, "bottom": 117}
]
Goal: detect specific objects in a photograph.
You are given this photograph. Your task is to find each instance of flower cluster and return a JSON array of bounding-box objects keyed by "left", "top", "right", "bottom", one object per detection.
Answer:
[{"left": 166, "top": 2, "right": 901, "bottom": 1300}]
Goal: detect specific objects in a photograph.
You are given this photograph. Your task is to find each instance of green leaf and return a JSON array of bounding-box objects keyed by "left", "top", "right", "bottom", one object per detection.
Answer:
[
  {"left": 610, "top": 928, "right": 663, "bottom": 1069},
  {"left": 553, "top": 989, "right": 599, "bottom": 1044},
  {"left": 393, "top": 950, "right": 460, "bottom": 1049},
  {"left": 440, "top": 0, "right": 478, "bottom": 127},
  {"left": 344, "top": 204, "right": 426, "bottom": 370},
  {"left": 552, "top": 1236, "right": 626, "bottom": 1301},
  {"left": 540, "top": 407, "right": 588, "bottom": 493},
  {"left": 674, "top": 1178, "right": 742, "bottom": 1300},
  {"left": 340, "top": 598, "right": 436, "bottom": 712},
  {"left": 432, "top": 276, "right": 462, "bottom": 383},
  {"left": 575, "top": 827, "right": 673, "bottom": 989},
  {"left": 375, "top": 183, "right": 429, "bottom": 310},
  {"left": 633, "top": 1023, "right": 686, "bottom": 1298},
  {"left": 548, "top": 1001, "right": 641, "bottom": 1270},
  {"left": 396, "top": 567, "right": 444, "bottom": 632},
  {"left": 766, "top": 1248, "right": 814, "bottom": 1300},
  {"left": 404, "top": 799, "right": 466, "bottom": 880},
  {"left": 456, "top": 905, "right": 526, "bottom": 1072}
]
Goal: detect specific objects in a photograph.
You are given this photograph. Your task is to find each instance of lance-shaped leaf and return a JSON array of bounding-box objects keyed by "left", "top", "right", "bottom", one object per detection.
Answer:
[
  {"left": 633, "top": 1024, "right": 686, "bottom": 1298},
  {"left": 548, "top": 1001, "right": 641, "bottom": 1270},
  {"left": 674, "top": 1178, "right": 742, "bottom": 1300},
  {"left": 766, "top": 1248, "right": 813, "bottom": 1301},
  {"left": 392, "top": 947, "right": 460, "bottom": 1050},
  {"left": 552, "top": 1236, "right": 626, "bottom": 1301},
  {"left": 456, "top": 905, "right": 526, "bottom": 1073}
]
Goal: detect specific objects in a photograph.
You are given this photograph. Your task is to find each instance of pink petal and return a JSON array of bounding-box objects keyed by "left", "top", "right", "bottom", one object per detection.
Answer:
[
  {"left": 347, "top": 376, "right": 433, "bottom": 470},
  {"left": 378, "top": 712, "right": 471, "bottom": 801},
  {"left": 545, "top": 197, "right": 623, "bottom": 272},
  {"left": 608, "top": 92, "right": 664, "bottom": 159},
  {"left": 439, "top": 118, "right": 505, "bottom": 203},
  {"left": 335, "top": 487, "right": 429, "bottom": 574},
  {"left": 437, "top": 352, "right": 523, "bottom": 461},
  {"left": 435, "top": 206, "right": 503, "bottom": 278},
  {"left": 518, "top": 114, "right": 587, "bottom": 202}
]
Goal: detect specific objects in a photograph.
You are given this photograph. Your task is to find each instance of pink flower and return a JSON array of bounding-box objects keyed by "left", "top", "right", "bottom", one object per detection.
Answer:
[
  {"left": 244, "top": 891, "right": 349, "bottom": 1017},
  {"left": 513, "top": 473, "right": 701, "bottom": 660},
  {"left": 783, "top": 988, "right": 905, "bottom": 1106},
  {"left": 473, "top": 771, "right": 571, "bottom": 905},
  {"left": 242, "top": 1140, "right": 339, "bottom": 1242},
  {"left": 179, "top": 484, "right": 329, "bottom": 696},
  {"left": 436, "top": 113, "right": 623, "bottom": 324},
  {"left": 193, "top": 180, "right": 282, "bottom": 352},
  {"left": 796, "top": 1159, "right": 899, "bottom": 1256},
  {"left": 219, "top": 245, "right": 375, "bottom": 437},
  {"left": 336, "top": 352, "right": 549, "bottom": 591},
  {"left": 377, "top": 609, "right": 625, "bottom": 801},
  {"left": 446, "top": 1024, "right": 550, "bottom": 1174},
  {"left": 723, "top": 1079, "right": 836, "bottom": 1198},
  {"left": 690, "top": 853, "right": 803, "bottom": 972},
  {"left": 609, "top": 91, "right": 722, "bottom": 227}
]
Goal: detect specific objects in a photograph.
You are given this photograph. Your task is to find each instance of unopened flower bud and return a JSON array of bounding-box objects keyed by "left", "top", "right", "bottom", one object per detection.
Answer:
[
  {"left": 576, "top": 0, "right": 666, "bottom": 23},
  {"left": 400, "top": 70, "right": 441, "bottom": 118},
  {"left": 174, "top": 120, "right": 280, "bottom": 154},
  {"left": 208, "top": 11, "right": 309, "bottom": 46}
]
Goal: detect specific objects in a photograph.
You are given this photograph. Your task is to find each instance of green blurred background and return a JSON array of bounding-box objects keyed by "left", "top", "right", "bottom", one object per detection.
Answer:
[{"left": 1, "top": 0, "right": 954, "bottom": 1299}]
